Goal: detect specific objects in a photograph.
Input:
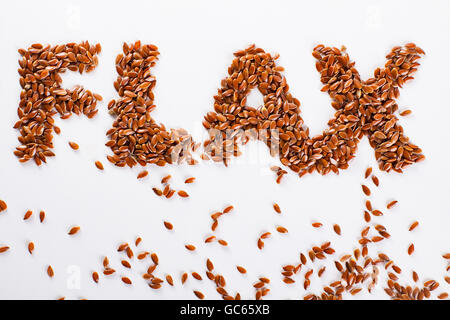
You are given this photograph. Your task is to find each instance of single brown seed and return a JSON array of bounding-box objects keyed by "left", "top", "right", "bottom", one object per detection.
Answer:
[
  {"left": 409, "top": 221, "right": 419, "bottom": 231},
  {"left": 408, "top": 243, "right": 415, "bottom": 255},
  {"left": 121, "top": 260, "right": 131, "bottom": 268},
  {"left": 193, "top": 290, "right": 204, "bottom": 299},
  {"left": 181, "top": 272, "right": 188, "bottom": 284},
  {"left": 361, "top": 184, "right": 371, "bottom": 196},
  {"left": 371, "top": 175, "right": 379, "bottom": 187},
  {"left": 95, "top": 161, "right": 104, "bottom": 170},
  {"left": 444, "top": 276, "right": 450, "bottom": 284},
  {"left": 192, "top": 272, "right": 202, "bottom": 280},
  {"left": 68, "top": 141, "right": 79, "bottom": 150},
  {"left": 364, "top": 167, "right": 372, "bottom": 179},
  {"left": 28, "top": 242, "right": 34, "bottom": 254},
  {"left": 68, "top": 226, "right": 80, "bottom": 235},
  {"left": 400, "top": 109, "right": 412, "bottom": 116},
  {"left": 161, "top": 175, "right": 172, "bottom": 184},
  {"left": 437, "top": 292, "right": 448, "bottom": 299},
  {"left": 23, "top": 210, "right": 32, "bottom": 220},
  {"left": 273, "top": 203, "right": 281, "bottom": 214},
  {"left": 39, "top": 211, "right": 45, "bottom": 223},
  {"left": 333, "top": 224, "right": 341, "bottom": 235},
  {"left": 0, "top": 246, "right": 10, "bottom": 253},
  {"left": 184, "top": 177, "right": 196, "bottom": 184},
  {"left": 205, "top": 236, "right": 216, "bottom": 243},
  {"left": 135, "top": 237, "right": 142, "bottom": 247},
  {"left": 218, "top": 239, "right": 228, "bottom": 246},
  {"left": 185, "top": 244, "right": 196, "bottom": 251},
  {"left": 151, "top": 253, "right": 159, "bottom": 265},
  {"left": 387, "top": 200, "right": 398, "bottom": 209},
  {"left": 443, "top": 253, "right": 450, "bottom": 259},
  {"left": 163, "top": 221, "right": 173, "bottom": 230},
  {"left": 206, "top": 259, "right": 214, "bottom": 271},
  {"left": 121, "top": 277, "right": 132, "bottom": 285},
  {"left": 312, "top": 222, "right": 323, "bottom": 228},
  {"left": 152, "top": 188, "right": 163, "bottom": 196},
  {"left": 103, "top": 268, "right": 115, "bottom": 276},
  {"left": 103, "top": 257, "right": 109, "bottom": 267},
  {"left": 0, "top": 200, "right": 7, "bottom": 212},
  {"left": 47, "top": 265, "right": 54, "bottom": 278},
  {"left": 137, "top": 170, "right": 148, "bottom": 179},
  {"left": 92, "top": 272, "right": 99, "bottom": 283},
  {"left": 178, "top": 190, "right": 189, "bottom": 198},
  {"left": 236, "top": 266, "right": 247, "bottom": 274},
  {"left": 276, "top": 226, "right": 288, "bottom": 234},
  {"left": 223, "top": 205, "right": 234, "bottom": 213},
  {"left": 412, "top": 271, "right": 419, "bottom": 282}
]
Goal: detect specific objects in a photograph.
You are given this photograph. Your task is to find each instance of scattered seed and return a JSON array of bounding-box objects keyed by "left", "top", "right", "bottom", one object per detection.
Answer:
[
  {"left": 68, "top": 141, "right": 79, "bottom": 150},
  {"left": 23, "top": 210, "right": 32, "bottom": 220},
  {"left": 361, "top": 184, "right": 371, "bottom": 196},
  {"left": 95, "top": 161, "right": 104, "bottom": 170},
  {"left": 28, "top": 242, "right": 34, "bottom": 254},
  {"left": 409, "top": 221, "right": 419, "bottom": 231},
  {"left": 137, "top": 170, "right": 148, "bottom": 179},
  {"left": 184, "top": 177, "right": 195, "bottom": 184},
  {"left": 163, "top": 221, "right": 173, "bottom": 230},
  {"left": 68, "top": 226, "right": 80, "bottom": 235},
  {"left": 178, "top": 190, "right": 189, "bottom": 198},
  {"left": 387, "top": 200, "right": 398, "bottom": 209}
]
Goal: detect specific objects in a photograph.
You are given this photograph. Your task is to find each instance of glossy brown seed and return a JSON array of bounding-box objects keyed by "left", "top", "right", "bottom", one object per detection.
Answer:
[
  {"left": 218, "top": 239, "right": 228, "bottom": 246},
  {"left": 408, "top": 244, "right": 415, "bottom": 255},
  {"left": 365, "top": 167, "right": 372, "bottom": 179},
  {"left": 185, "top": 244, "right": 196, "bottom": 251},
  {"left": 184, "top": 177, "right": 196, "bottom": 184},
  {"left": 409, "top": 221, "right": 419, "bottom": 231},
  {"left": 371, "top": 175, "right": 379, "bottom": 187},
  {"left": 163, "top": 221, "right": 173, "bottom": 230},
  {"left": 192, "top": 272, "right": 202, "bottom": 280},
  {"left": 135, "top": 237, "right": 142, "bottom": 247},
  {"left": 0, "top": 200, "right": 7, "bottom": 212},
  {"left": 152, "top": 188, "right": 163, "bottom": 196},
  {"left": 95, "top": 161, "right": 104, "bottom": 170},
  {"left": 276, "top": 226, "right": 288, "bottom": 234},
  {"left": 193, "top": 290, "right": 204, "bottom": 299},
  {"left": 28, "top": 242, "right": 34, "bottom": 254},
  {"left": 92, "top": 272, "right": 99, "bottom": 283},
  {"left": 273, "top": 203, "right": 281, "bottom": 214},
  {"left": 47, "top": 266, "right": 54, "bottom": 278},
  {"left": 361, "top": 185, "right": 371, "bottom": 196},
  {"left": 237, "top": 266, "right": 247, "bottom": 274},
  {"left": 39, "top": 211, "right": 45, "bottom": 223},
  {"left": 178, "top": 190, "right": 189, "bottom": 198},
  {"left": 400, "top": 109, "right": 412, "bottom": 116},
  {"left": 412, "top": 271, "right": 419, "bottom": 282},
  {"left": 121, "top": 260, "right": 131, "bottom": 268},
  {"left": 103, "top": 268, "right": 115, "bottom": 276},
  {"left": 312, "top": 222, "right": 322, "bottom": 228},
  {"left": 0, "top": 246, "right": 9, "bottom": 253},
  {"left": 333, "top": 224, "right": 341, "bottom": 235},
  {"left": 181, "top": 272, "right": 188, "bottom": 284},
  {"left": 387, "top": 200, "right": 398, "bottom": 209},
  {"left": 223, "top": 205, "right": 234, "bottom": 213},
  {"left": 68, "top": 226, "right": 80, "bottom": 235},
  {"left": 137, "top": 170, "right": 148, "bottom": 179},
  {"left": 23, "top": 210, "right": 32, "bottom": 220},
  {"left": 438, "top": 292, "right": 448, "bottom": 299},
  {"left": 68, "top": 141, "right": 79, "bottom": 150},
  {"left": 121, "top": 277, "right": 132, "bottom": 285},
  {"left": 161, "top": 175, "right": 172, "bottom": 184}
]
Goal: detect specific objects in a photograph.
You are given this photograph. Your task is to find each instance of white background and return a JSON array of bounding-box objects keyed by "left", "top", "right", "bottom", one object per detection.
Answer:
[{"left": 0, "top": 0, "right": 449, "bottom": 300}]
